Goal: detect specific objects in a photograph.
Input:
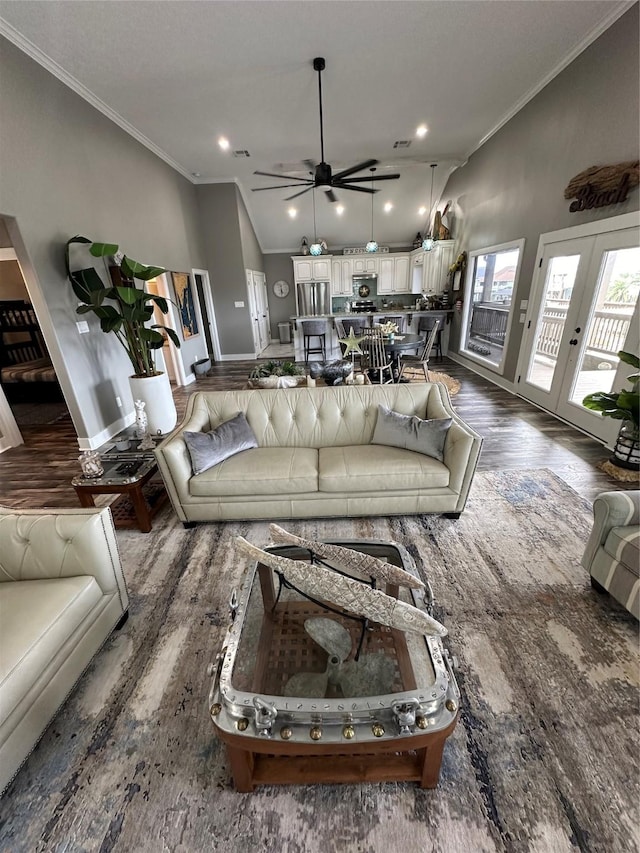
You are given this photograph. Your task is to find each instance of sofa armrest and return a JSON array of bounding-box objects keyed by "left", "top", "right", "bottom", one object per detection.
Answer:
[
  {"left": 581, "top": 490, "right": 640, "bottom": 572},
  {"left": 426, "top": 382, "right": 483, "bottom": 510},
  {"left": 154, "top": 407, "right": 211, "bottom": 520},
  {"left": 0, "top": 506, "right": 128, "bottom": 611}
]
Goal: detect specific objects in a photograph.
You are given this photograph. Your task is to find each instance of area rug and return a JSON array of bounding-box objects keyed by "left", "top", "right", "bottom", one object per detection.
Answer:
[
  {"left": 1, "top": 470, "right": 638, "bottom": 853},
  {"left": 404, "top": 370, "right": 461, "bottom": 396}
]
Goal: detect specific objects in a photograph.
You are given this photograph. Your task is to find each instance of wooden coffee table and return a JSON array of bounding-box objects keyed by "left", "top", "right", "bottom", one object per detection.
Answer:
[
  {"left": 72, "top": 457, "right": 167, "bottom": 533},
  {"left": 209, "top": 539, "right": 460, "bottom": 791}
]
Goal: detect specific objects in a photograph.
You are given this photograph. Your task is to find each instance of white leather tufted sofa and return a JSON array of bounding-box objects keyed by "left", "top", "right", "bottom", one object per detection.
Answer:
[
  {"left": 155, "top": 384, "right": 483, "bottom": 524},
  {"left": 0, "top": 506, "right": 129, "bottom": 793}
]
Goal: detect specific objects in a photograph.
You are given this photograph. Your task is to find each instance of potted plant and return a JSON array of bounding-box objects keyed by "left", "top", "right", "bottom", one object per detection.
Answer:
[
  {"left": 248, "top": 360, "right": 305, "bottom": 388},
  {"left": 64, "top": 235, "right": 181, "bottom": 435},
  {"left": 583, "top": 350, "right": 640, "bottom": 470}
]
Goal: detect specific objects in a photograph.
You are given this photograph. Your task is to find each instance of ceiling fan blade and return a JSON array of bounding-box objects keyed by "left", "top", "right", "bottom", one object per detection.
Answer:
[
  {"left": 332, "top": 159, "right": 379, "bottom": 181},
  {"left": 332, "top": 184, "right": 378, "bottom": 195},
  {"left": 285, "top": 187, "right": 314, "bottom": 200},
  {"left": 253, "top": 170, "right": 312, "bottom": 183},
  {"left": 252, "top": 183, "right": 314, "bottom": 191},
  {"left": 339, "top": 173, "right": 401, "bottom": 183}
]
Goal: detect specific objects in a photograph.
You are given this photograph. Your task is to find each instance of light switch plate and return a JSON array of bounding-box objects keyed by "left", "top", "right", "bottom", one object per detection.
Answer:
[
  {"left": 76, "top": 320, "right": 90, "bottom": 334},
  {"left": 519, "top": 313, "right": 526, "bottom": 323},
  {"left": 520, "top": 299, "right": 528, "bottom": 310},
  {"left": 234, "top": 301, "right": 245, "bottom": 308}
]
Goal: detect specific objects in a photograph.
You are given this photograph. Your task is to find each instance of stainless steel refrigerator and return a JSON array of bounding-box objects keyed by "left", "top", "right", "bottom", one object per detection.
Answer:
[{"left": 296, "top": 281, "right": 330, "bottom": 316}]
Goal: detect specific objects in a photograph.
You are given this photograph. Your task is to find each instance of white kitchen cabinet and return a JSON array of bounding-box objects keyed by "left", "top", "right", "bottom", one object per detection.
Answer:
[
  {"left": 394, "top": 255, "right": 410, "bottom": 292},
  {"left": 331, "top": 258, "right": 353, "bottom": 296},
  {"left": 352, "top": 256, "right": 379, "bottom": 274},
  {"left": 377, "top": 257, "right": 395, "bottom": 294},
  {"left": 378, "top": 254, "right": 410, "bottom": 294},
  {"left": 292, "top": 256, "right": 332, "bottom": 283},
  {"left": 424, "top": 241, "right": 455, "bottom": 294},
  {"left": 410, "top": 241, "right": 455, "bottom": 294}
]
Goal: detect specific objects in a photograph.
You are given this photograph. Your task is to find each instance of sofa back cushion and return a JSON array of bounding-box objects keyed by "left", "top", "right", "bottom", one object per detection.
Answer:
[{"left": 186, "top": 385, "right": 438, "bottom": 449}]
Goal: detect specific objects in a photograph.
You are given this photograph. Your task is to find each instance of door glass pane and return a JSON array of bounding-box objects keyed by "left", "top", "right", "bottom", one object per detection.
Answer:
[
  {"left": 462, "top": 246, "right": 520, "bottom": 368},
  {"left": 526, "top": 255, "right": 580, "bottom": 391},
  {"left": 568, "top": 246, "right": 640, "bottom": 405}
]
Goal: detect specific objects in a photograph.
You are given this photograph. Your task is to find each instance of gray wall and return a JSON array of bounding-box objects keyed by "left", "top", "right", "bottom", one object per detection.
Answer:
[
  {"left": 237, "top": 188, "right": 264, "bottom": 273},
  {"left": 0, "top": 36, "right": 206, "bottom": 442},
  {"left": 442, "top": 3, "right": 640, "bottom": 382},
  {"left": 195, "top": 183, "right": 255, "bottom": 355},
  {"left": 264, "top": 253, "right": 297, "bottom": 338}
]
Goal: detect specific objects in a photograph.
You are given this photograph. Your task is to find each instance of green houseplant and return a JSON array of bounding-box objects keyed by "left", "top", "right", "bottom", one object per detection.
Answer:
[
  {"left": 249, "top": 360, "right": 305, "bottom": 388},
  {"left": 64, "top": 235, "right": 180, "bottom": 377},
  {"left": 65, "top": 235, "right": 181, "bottom": 435},
  {"left": 583, "top": 350, "right": 640, "bottom": 470}
]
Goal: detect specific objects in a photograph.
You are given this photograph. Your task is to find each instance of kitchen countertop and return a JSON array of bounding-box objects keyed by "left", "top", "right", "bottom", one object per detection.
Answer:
[{"left": 292, "top": 309, "right": 453, "bottom": 322}]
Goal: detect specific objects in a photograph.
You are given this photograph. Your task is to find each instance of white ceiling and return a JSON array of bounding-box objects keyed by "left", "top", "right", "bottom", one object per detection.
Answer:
[{"left": 0, "top": 1, "right": 632, "bottom": 254}]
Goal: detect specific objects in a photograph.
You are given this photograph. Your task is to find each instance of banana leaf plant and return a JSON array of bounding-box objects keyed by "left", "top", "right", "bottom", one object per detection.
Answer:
[
  {"left": 65, "top": 235, "right": 180, "bottom": 377},
  {"left": 583, "top": 350, "right": 640, "bottom": 432}
]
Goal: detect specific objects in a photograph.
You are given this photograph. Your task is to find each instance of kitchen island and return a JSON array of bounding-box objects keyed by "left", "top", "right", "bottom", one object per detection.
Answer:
[{"left": 291, "top": 310, "right": 453, "bottom": 363}]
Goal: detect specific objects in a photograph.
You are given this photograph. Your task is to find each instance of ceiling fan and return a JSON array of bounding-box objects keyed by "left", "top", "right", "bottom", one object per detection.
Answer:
[{"left": 252, "top": 57, "right": 400, "bottom": 204}]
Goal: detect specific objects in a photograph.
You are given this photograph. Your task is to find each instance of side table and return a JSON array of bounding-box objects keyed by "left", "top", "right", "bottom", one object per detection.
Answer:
[{"left": 72, "top": 457, "right": 167, "bottom": 533}]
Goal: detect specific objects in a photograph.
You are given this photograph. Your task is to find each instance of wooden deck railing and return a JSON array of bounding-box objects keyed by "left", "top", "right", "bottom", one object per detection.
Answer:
[{"left": 469, "top": 301, "right": 634, "bottom": 359}]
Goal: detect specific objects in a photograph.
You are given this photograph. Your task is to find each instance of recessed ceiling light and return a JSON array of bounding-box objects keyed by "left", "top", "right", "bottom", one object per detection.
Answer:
[
  {"left": 218, "top": 136, "right": 230, "bottom": 151},
  {"left": 418, "top": 206, "right": 427, "bottom": 216},
  {"left": 287, "top": 207, "right": 297, "bottom": 219},
  {"left": 384, "top": 202, "right": 393, "bottom": 213},
  {"left": 416, "top": 125, "right": 428, "bottom": 138},
  {"left": 335, "top": 205, "right": 345, "bottom": 216}
]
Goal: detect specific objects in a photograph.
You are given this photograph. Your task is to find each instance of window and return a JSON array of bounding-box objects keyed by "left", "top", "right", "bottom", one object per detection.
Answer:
[{"left": 460, "top": 239, "right": 524, "bottom": 373}]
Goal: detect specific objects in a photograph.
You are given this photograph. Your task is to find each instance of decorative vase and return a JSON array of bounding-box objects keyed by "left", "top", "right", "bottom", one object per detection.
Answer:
[
  {"left": 611, "top": 421, "right": 640, "bottom": 470},
  {"left": 129, "top": 372, "right": 177, "bottom": 436},
  {"left": 78, "top": 450, "right": 103, "bottom": 478}
]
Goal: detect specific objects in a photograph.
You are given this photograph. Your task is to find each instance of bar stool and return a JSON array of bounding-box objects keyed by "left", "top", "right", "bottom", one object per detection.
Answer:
[
  {"left": 301, "top": 319, "right": 327, "bottom": 364},
  {"left": 418, "top": 316, "right": 443, "bottom": 361},
  {"left": 342, "top": 316, "right": 368, "bottom": 335}
]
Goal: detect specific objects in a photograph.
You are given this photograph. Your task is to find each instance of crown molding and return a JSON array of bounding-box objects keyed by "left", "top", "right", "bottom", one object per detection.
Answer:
[
  {"left": 0, "top": 19, "right": 195, "bottom": 183},
  {"left": 466, "top": 1, "right": 635, "bottom": 159}
]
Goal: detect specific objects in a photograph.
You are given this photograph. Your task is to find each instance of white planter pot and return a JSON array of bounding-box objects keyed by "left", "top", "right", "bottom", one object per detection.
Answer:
[{"left": 129, "top": 372, "right": 177, "bottom": 436}]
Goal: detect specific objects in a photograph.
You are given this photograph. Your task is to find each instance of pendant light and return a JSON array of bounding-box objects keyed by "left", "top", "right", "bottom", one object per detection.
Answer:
[
  {"left": 422, "top": 164, "right": 437, "bottom": 252},
  {"left": 309, "top": 189, "right": 323, "bottom": 255},
  {"left": 365, "top": 167, "right": 378, "bottom": 253}
]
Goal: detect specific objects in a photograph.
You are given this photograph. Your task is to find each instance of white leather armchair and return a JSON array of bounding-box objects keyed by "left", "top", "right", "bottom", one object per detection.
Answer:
[{"left": 0, "top": 505, "right": 129, "bottom": 793}]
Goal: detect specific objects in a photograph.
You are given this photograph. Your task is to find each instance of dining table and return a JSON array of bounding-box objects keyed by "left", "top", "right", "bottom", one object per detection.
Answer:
[{"left": 383, "top": 332, "right": 426, "bottom": 382}]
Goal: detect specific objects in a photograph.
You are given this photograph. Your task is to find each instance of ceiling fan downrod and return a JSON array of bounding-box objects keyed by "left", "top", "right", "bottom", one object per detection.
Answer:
[{"left": 313, "top": 57, "right": 326, "bottom": 167}]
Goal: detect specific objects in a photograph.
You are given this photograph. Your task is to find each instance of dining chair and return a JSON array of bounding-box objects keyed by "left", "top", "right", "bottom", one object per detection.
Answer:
[
  {"left": 343, "top": 316, "right": 369, "bottom": 335},
  {"left": 417, "top": 315, "right": 443, "bottom": 361},
  {"left": 397, "top": 319, "right": 441, "bottom": 383},
  {"left": 361, "top": 328, "right": 394, "bottom": 384}
]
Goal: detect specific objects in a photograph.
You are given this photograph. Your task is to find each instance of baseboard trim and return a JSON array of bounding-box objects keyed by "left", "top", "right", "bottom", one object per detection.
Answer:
[
  {"left": 78, "top": 412, "right": 135, "bottom": 451},
  {"left": 218, "top": 353, "right": 257, "bottom": 361}
]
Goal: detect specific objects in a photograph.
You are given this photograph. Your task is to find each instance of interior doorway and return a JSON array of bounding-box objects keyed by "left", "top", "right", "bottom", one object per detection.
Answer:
[{"left": 0, "top": 220, "right": 73, "bottom": 451}]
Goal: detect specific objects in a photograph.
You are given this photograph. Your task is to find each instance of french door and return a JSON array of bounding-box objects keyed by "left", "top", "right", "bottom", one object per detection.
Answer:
[{"left": 517, "top": 214, "right": 640, "bottom": 444}]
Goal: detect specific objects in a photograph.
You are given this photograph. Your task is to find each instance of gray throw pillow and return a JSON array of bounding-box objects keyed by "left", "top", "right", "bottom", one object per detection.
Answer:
[
  {"left": 183, "top": 412, "right": 258, "bottom": 475},
  {"left": 372, "top": 405, "right": 452, "bottom": 462}
]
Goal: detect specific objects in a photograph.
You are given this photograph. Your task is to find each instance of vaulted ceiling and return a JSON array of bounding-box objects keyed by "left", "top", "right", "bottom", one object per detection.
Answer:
[{"left": 0, "top": 0, "right": 632, "bottom": 253}]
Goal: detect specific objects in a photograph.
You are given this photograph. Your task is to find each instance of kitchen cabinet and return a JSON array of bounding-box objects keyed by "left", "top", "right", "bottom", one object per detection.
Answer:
[
  {"left": 331, "top": 258, "right": 353, "bottom": 296},
  {"left": 292, "top": 256, "right": 333, "bottom": 283},
  {"left": 378, "top": 254, "right": 410, "bottom": 294},
  {"left": 410, "top": 241, "right": 455, "bottom": 294},
  {"left": 352, "top": 256, "right": 379, "bottom": 274}
]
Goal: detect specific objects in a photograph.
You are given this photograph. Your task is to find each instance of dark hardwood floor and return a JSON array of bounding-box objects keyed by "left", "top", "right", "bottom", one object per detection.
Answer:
[{"left": 0, "top": 357, "right": 636, "bottom": 509}]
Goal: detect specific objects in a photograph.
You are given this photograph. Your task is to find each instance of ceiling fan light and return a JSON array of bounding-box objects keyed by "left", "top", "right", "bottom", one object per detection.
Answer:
[
  {"left": 365, "top": 240, "right": 378, "bottom": 253},
  {"left": 309, "top": 242, "right": 323, "bottom": 256},
  {"left": 422, "top": 236, "right": 434, "bottom": 252}
]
